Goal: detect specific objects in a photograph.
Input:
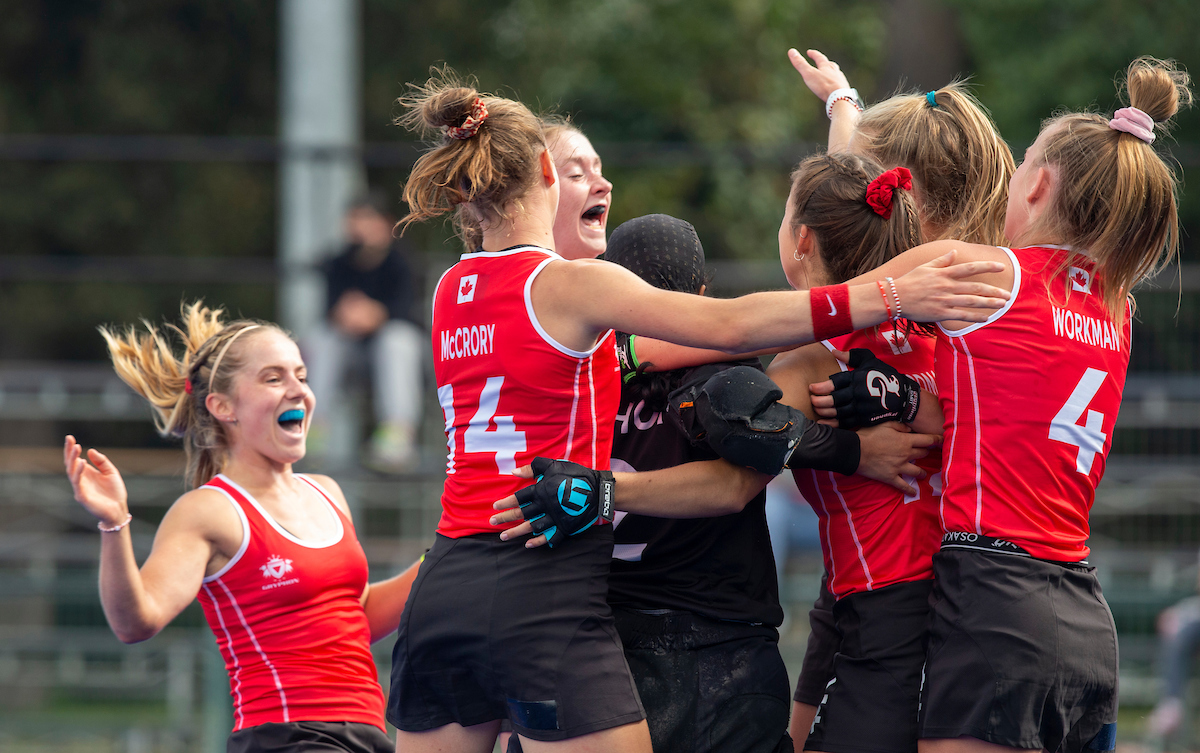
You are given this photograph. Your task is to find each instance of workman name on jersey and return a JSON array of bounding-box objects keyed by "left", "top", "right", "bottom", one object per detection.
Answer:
[
  {"left": 440, "top": 323, "right": 497, "bottom": 361},
  {"left": 1051, "top": 306, "right": 1122, "bottom": 353}
]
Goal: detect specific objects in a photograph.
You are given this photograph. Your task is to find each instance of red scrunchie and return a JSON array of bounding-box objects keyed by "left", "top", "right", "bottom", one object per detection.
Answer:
[
  {"left": 865, "top": 167, "right": 913, "bottom": 220},
  {"left": 446, "top": 98, "right": 489, "bottom": 140},
  {"left": 184, "top": 378, "right": 193, "bottom": 395}
]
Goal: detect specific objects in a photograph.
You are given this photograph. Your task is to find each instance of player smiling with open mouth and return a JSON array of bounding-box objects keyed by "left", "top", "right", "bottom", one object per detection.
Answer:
[{"left": 546, "top": 125, "right": 613, "bottom": 260}]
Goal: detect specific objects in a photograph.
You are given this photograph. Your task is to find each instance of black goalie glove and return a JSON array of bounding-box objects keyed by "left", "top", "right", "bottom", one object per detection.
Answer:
[
  {"left": 669, "top": 365, "right": 859, "bottom": 476},
  {"left": 513, "top": 457, "right": 615, "bottom": 548},
  {"left": 828, "top": 348, "right": 921, "bottom": 429}
]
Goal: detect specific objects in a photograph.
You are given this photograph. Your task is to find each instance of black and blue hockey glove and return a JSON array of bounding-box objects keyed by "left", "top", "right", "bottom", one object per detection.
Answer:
[
  {"left": 828, "top": 348, "right": 921, "bottom": 428},
  {"left": 513, "top": 457, "right": 615, "bottom": 548}
]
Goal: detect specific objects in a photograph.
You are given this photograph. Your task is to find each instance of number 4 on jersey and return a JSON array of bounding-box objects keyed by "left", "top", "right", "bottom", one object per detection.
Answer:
[
  {"left": 438, "top": 377, "right": 528, "bottom": 474},
  {"left": 1048, "top": 368, "right": 1108, "bottom": 475}
]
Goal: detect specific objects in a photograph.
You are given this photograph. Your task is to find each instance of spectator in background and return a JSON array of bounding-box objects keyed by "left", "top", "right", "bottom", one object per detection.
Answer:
[
  {"left": 306, "top": 192, "right": 425, "bottom": 472},
  {"left": 1147, "top": 561, "right": 1200, "bottom": 739}
]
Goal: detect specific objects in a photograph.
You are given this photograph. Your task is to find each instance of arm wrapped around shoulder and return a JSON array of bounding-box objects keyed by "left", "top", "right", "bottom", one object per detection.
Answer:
[{"left": 668, "top": 365, "right": 860, "bottom": 476}]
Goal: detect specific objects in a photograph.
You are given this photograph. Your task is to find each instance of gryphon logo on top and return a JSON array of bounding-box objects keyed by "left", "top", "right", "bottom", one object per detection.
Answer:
[
  {"left": 260, "top": 554, "right": 300, "bottom": 591},
  {"left": 557, "top": 478, "right": 593, "bottom": 517},
  {"left": 260, "top": 554, "right": 294, "bottom": 580}
]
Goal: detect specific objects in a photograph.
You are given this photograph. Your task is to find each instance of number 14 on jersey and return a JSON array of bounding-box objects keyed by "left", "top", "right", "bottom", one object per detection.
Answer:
[{"left": 437, "top": 377, "right": 528, "bottom": 474}]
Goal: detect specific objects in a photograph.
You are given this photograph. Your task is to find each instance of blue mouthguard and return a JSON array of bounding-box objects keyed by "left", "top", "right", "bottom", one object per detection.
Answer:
[{"left": 278, "top": 409, "right": 306, "bottom": 423}]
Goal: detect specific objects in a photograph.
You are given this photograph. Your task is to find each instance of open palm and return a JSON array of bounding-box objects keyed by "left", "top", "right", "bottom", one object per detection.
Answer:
[{"left": 64, "top": 435, "right": 129, "bottom": 525}]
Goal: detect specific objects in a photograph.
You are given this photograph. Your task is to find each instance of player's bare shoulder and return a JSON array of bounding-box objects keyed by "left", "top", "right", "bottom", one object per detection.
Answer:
[
  {"left": 768, "top": 344, "right": 835, "bottom": 419},
  {"left": 164, "top": 485, "right": 244, "bottom": 557},
  {"left": 302, "top": 473, "right": 352, "bottom": 517}
]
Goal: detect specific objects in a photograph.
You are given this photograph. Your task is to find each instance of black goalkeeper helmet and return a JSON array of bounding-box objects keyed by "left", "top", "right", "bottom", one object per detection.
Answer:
[{"left": 602, "top": 213, "right": 706, "bottom": 294}]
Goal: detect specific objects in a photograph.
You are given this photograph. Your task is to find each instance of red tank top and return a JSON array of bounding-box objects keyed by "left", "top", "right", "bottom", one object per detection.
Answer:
[
  {"left": 432, "top": 246, "right": 621, "bottom": 537},
  {"left": 935, "top": 246, "right": 1130, "bottom": 561},
  {"left": 792, "top": 320, "right": 943, "bottom": 598},
  {"left": 196, "top": 474, "right": 385, "bottom": 732}
]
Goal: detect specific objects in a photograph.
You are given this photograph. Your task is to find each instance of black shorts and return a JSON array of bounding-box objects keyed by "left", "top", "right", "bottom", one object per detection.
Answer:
[
  {"left": 614, "top": 608, "right": 793, "bottom": 753},
  {"left": 226, "top": 721, "right": 391, "bottom": 753},
  {"left": 919, "top": 549, "right": 1119, "bottom": 753},
  {"left": 806, "top": 580, "right": 931, "bottom": 753},
  {"left": 793, "top": 573, "right": 838, "bottom": 706},
  {"left": 387, "top": 526, "right": 645, "bottom": 742}
]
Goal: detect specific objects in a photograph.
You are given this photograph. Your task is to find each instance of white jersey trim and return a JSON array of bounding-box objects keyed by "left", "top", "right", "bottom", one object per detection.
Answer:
[
  {"left": 523, "top": 256, "right": 615, "bottom": 359},
  {"left": 959, "top": 337, "right": 985, "bottom": 534},
  {"left": 807, "top": 469, "right": 839, "bottom": 596},
  {"left": 201, "top": 581, "right": 246, "bottom": 729},
  {"left": 201, "top": 484, "right": 251, "bottom": 583},
  {"left": 295, "top": 474, "right": 348, "bottom": 521},
  {"left": 459, "top": 245, "right": 554, "bottom": 261},
  {"left": 828, "top": 471, "right": 874, "bottom": 591},
  {"left": 587, "top": 357, "right": 598, "bottom": 467},
  {"left": 564, "top": 360, "right": 583, "bottom": 461},
  {"left": 820, "top": 339, "right": 848, "bottom": 370},
  {"left": 431, "top": 263, "right": 457, "bottom": 323},
  {"left": 216, "top": 474, "right": 344, "bottom": 549},
  {"left": 213, "top": 578, "right": 290, "bottom": 722},
  {"left": 939, "top": 246, "right": 1022, "bottom": 338}
]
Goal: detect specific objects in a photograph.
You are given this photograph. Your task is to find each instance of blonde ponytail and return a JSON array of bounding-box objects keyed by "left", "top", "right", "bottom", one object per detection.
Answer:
[{"left": 101, "top": 302, "right": 281, "bottom": 489}]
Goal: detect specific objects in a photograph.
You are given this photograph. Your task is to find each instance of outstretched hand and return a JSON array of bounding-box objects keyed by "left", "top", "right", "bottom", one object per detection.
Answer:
[
  {"left": 895, "top": 251, "right": 1009, "bottom": 323},
  {"left": 788, "top": 48, "right": 850, "bottom": 102},
  {"left": 854, "top": 423, "right": 940, "bottom": 496},
  {"left": 64, "top": 435, "right": 129, "bottom": 528}
]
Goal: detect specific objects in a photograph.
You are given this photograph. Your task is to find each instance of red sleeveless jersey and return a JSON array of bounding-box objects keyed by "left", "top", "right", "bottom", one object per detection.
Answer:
[
  {"left": 935, "top": 246, "right": 1131, "bottom": 561},
  {"left": 792, "top": 321, "right": 943, "bottom": 598},
  {"left": 196, "top": 474, "right": 385, "bottom": 732},
  {"left": 432, "top": 246, "right": 621, "bottom": 537}
]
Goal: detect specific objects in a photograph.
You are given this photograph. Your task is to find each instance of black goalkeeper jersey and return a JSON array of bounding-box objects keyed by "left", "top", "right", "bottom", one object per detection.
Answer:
[{"left": 607, "top": 359, "right": 783, "bottom": 627}]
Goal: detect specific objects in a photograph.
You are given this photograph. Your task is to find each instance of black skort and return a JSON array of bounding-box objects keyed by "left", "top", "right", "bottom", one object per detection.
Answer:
[
  {"left": 919, "top": 548, "right": 1118, "bottom": 753},
  {"left": 806, "top": 580, "right": 931, "bottom": 753},
  {"left": 793, "top": 573, "right": 839, "bottom": 707},
  {"left": 226, "top": 721, "right": 391, "bottom": 753},
  {"left": 387, "top": 526, "right": 645, "bottom": 742}
]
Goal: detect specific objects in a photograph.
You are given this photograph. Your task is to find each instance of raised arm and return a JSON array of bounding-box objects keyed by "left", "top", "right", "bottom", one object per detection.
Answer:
[
  {"left": 533, "top": 249, "right": 1009, "bottom": 354},
  {"left": 65, "top": 436, "right": 232, "bottom": 643},
  {"left": 788, "top": 47, "right": 860, "bottom": 152}
]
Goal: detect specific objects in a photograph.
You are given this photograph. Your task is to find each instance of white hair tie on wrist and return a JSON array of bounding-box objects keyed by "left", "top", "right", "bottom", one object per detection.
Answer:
[{"left": 1109, "top": 107, "right": 1155, "bottom": 144}]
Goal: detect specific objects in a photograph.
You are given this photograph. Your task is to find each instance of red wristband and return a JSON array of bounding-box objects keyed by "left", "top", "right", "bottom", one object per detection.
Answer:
[{"left": 811, "top": 284, "right": 853, "bottom": 341}]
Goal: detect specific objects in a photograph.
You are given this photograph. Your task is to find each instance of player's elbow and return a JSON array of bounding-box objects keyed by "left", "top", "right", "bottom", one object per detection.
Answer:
[
  {"left": 712, "top": 466, "right": 772, "bottom": 515},
  {"left": 114, "top": 625, "right": 158, "bottom": 644},
  {"left": 707, "top": 318, "right": 758, "bottom": 353},
  {"left": 109, "top": 613, "right": 163, "bottom": 644}
]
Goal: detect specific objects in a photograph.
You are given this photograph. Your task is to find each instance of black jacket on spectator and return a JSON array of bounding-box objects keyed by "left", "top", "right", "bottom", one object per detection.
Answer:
[{"left": 322, "top": 240, "right": 422, "bottom": 327}]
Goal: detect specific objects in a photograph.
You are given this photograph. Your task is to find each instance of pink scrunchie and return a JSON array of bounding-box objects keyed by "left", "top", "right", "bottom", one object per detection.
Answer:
[{"left": 1109, "top": 107, "right": 1155, "bottom": 144}]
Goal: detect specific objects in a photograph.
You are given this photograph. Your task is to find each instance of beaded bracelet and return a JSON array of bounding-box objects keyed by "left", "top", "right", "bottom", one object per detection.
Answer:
[
  {"left": 886, "top": 276, "right": 903, "bottom": 320},
  {"left": 98, "top": 513, "right": 133, "bottom": 533},
  {"left": 877, "top": 280, "right": 893, "bottom": 320}
]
